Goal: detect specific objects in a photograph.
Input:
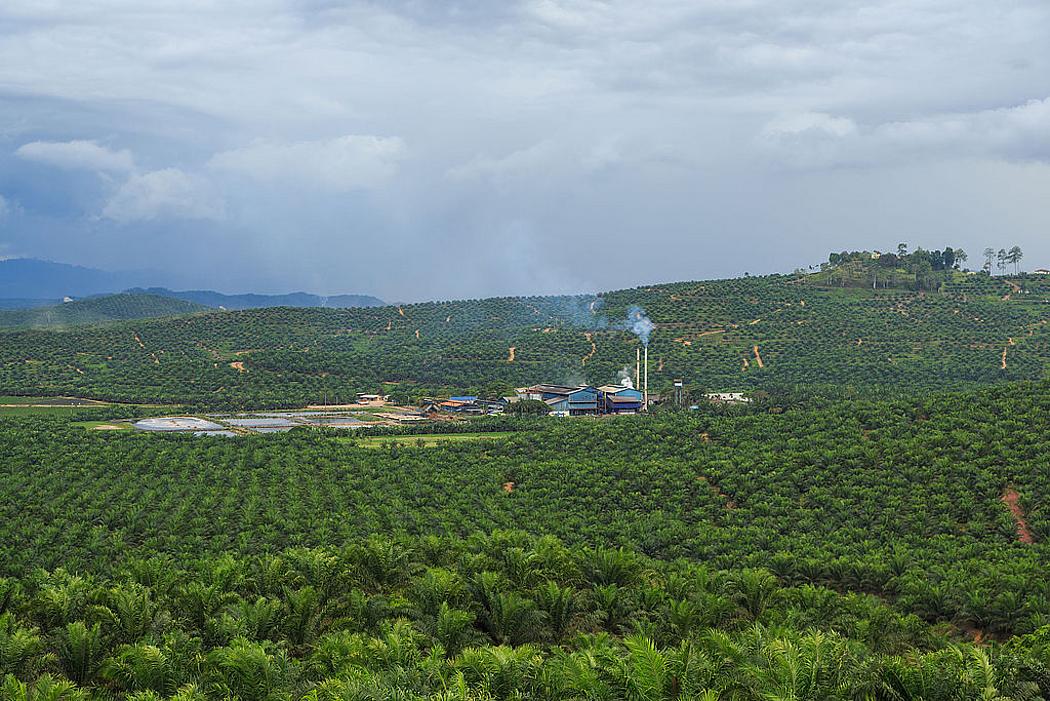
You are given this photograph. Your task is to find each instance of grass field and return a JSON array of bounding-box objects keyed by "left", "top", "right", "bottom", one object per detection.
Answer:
[
  {"left": 348, "top": 431, "right": 516, "bottom": 448},
  {"left": 73, "top": 420, "right": 133, "bottom": 431},
  {"left": 0, "top": 397, "right": 111, "bottom": 415},
  {"left": 0, "top": 406, "right": 95, "bottom": 415},
  {"left": 0, "top": 396, "right": 178, "bottom": 414},
  {"left": 0, "top": 395, "right": 110, "bottom": 405}
]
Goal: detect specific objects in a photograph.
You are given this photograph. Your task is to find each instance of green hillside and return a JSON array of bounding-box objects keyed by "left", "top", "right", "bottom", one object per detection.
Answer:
[
  {"left": 0, "top": 293, "right": 207, "bottom": 330},
  {"left": 6, "top": 263, "right": 1050, "bottom": 696},
  {"left": 1, "top": 272, "right": 1048, "bottom": 407}
]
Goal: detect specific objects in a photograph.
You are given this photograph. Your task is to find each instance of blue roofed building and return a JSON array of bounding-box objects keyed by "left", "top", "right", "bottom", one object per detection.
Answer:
[
  {"left": 517, "top": 384, "right": 600, "bottom": 416},
  {"left": 516, "top": 381, "right": 644, "bottom": 416},
  {"left": 516, "top": 384, "right": 580, "bottom": 402},
  {"left": 543, "top": 386, "right": 600, "bottom": 416},
  {"left": 598, "top": 384, "right": 643, "bottom": 414}
]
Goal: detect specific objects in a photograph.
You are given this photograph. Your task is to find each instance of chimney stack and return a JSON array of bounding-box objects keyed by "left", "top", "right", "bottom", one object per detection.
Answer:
[
  {"left": 644, "top": 345, "right": 648, "bottom": 411},
  {"left": 636, "top": 348, "right": 640, "bottom": 391}
]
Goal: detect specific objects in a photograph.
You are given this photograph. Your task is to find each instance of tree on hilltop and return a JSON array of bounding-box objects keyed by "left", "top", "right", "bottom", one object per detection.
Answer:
[{"left": 1008, "top": 246, "right": 1023, "bottom": 275}]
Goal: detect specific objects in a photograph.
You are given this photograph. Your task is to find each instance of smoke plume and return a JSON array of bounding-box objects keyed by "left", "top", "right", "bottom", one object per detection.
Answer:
[{"left": 624, "top": 305, "right": 655, "bottom": 346}]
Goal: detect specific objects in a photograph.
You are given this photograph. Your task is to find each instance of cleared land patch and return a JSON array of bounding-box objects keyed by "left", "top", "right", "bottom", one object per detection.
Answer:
[
  {"left": 0, "top": 396, "right": 114, "bottom": 414},
  {"left": 348, "top": 432, "right": 516, "bottom": 448},
  {"left": 74, "top": 421, "right": 132, "bottom": 431},
  {"left": 0, "top": 396, "right": 109, "bottom": 406},
  {"left": 1001, "top": 487, "right": 1033, "bottom": 544}
]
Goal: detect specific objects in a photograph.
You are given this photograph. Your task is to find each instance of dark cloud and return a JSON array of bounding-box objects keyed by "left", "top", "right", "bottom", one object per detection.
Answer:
[{"left": 1, "top": 0, "right": 1049, "bottom": 299}]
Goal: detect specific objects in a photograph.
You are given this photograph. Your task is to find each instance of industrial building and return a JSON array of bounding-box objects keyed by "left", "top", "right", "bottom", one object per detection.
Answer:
[
  {"left": 597, "top": 384, "right": 644, "bottom": 413},
  {"left": 514, "top": 385, "right": 595, "bottom": 416},
  {"left": 705, "top": 392, "right": 752, "bottom": 404},
  {"left": 516, "top": 382, "right": 642, "bottom": 416},
  {"left": 421, "top": 397, "right": 506, "bottom": 415}
]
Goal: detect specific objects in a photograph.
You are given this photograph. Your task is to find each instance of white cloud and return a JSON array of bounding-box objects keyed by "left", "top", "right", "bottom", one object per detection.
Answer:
[
  {"left": 879, "top": 98, "right": 1050, "bottom": 162},
  {"left": 447, "top": 136, "right": 691, "bottom": 185},
  {"left": 101, "top": 168, "right": 224, "bottom": 223},
  {"left": 208, "top": 136, "right": 407, "bottom": 191},
  {"left": 0, "top": 194, "right": 9, "bottom": 220},
  {"left": 447, "top": 141, "right": 560, "bottom": 182},
  {"left": 759, "top": 98, "right": 1050, "bottom": 168},
  {"left": 757, "top": 112, "right": 861, "bottom": 168},
  {"left": 15, "top": 139, "right": 135, "bottom": 172},
  {"left": 762, "top": 112, "right": 858, "bottom": 140}
]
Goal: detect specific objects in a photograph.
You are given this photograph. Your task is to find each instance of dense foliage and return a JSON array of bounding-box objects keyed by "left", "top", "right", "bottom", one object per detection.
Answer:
[
  {"left": 816, "top": 244, "right": 1025, "bottom": 290},
  {"left": 8, "top": 533, "right": 1050, "bottom": 701},
  {"left": 4, "top": 382, "right": 1050, "bottom": 640},
  {"left": 1, "top": 275, "right": 1048, "bottom": 408}
]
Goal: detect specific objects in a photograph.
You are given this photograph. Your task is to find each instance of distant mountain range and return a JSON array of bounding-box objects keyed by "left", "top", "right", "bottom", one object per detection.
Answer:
[
  {"left": 0, "top": 258, "right": 384, "bottom": 310},
  {"left": 125, "top": 288, "right": 385, "bottom": 310},
  {"left": 0, "top": 258, "right": 149, "bottom": 301}
]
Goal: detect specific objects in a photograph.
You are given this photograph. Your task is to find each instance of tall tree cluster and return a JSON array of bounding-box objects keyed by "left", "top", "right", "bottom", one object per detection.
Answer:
[{"left": 984, "top": 246, "right": 1025, "bottom": 275}]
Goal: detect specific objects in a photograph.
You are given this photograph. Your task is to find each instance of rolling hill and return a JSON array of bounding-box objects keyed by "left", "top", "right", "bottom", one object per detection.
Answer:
[
  {"left": 1, "top": 270, "right": 1048, "bottom": 406},
  {"left": 0, "top": 293, "right": 207, "bottom": 329}
]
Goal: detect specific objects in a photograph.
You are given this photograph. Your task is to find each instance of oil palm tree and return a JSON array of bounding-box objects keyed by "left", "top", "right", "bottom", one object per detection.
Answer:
[
  {"left": 53, "top": 621, "right": 105, "bottom": 686},
  {"left": 618, "top": 635, "right": 669, "bottom": 700},
  {"left": 224, "top": 596, "right": 282, "bottom": 642},
  {"left": 535, "top": 581, "right": 577, "bottom": 642},
  {"left": 436, "top": 603, "right": 478, "bottom": 658},
  {"left": 411, "top": 568, "right": 469, "bottom": 618},
  {"left": 205, "top": 639, "right": 296, "bottom": 701},
  {"left": 280, "top": 586, "right": 324, "bottom": 648},
  {"left": 454, "top": 645, "right": 541, "bottom": 700},
  {"left": 0, "top": 614, "right": 50, "bottom": 678},
  {"left": 94, "top": 584, "right": 162, "bottom": 645},
  {"left": 482, "top": 592, "right": 542, "bottom": 646},
  {"left": 584, "top": 548, "right": 641, "bottom": 588},
  {"left": 728, "top": 569, "right": 779, "bottom": 622},
  {"left": 0, "top": 674, "right": 86, "bottom": 701},
  {"left": 100, "top": 642, "right": 177, "bottom": 695}
]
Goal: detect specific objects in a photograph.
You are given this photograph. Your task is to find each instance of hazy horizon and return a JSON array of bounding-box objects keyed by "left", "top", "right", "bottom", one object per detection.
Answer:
[
  {"left": 0, "top": 253, "right": 794, "bottom": 302},
  {"left": 2, "top": 1, "right": 1049, "bottom": 301}
]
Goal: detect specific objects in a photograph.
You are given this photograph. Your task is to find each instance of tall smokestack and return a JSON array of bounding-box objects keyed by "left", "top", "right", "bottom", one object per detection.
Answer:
[
  {"left": 644, "top": 346, "right": 648, "bottom": 411},
  {"left": 635, "top": 348, "right": 640, "bottom": 390}
]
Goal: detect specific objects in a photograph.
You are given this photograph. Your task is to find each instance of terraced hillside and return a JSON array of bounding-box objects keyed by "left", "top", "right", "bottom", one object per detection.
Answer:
[{"left": 1, "top": 274, "right": 1048, "bottom": 406}]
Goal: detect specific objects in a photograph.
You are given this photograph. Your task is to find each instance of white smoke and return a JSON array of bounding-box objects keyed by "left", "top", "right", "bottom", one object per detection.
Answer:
[
  {"left": 617, "top": 367, "right": 634, "bottom": 388},
  {"left": 624, "top": 305, "right": 655, "bottom": 346}
]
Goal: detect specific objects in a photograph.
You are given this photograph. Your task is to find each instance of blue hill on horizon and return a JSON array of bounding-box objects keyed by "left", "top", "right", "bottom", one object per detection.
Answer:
[{"left": 0, "top": 259, "right": 384, "bottom": 309}]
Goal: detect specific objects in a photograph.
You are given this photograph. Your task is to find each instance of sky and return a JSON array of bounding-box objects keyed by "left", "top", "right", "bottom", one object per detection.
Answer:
[{"left": 1, "top": 1, "right": 1049, "bottom": 301}]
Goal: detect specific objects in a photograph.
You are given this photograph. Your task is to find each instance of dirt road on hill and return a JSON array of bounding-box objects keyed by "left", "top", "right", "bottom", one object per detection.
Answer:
[{"left": 1002, "top": 487, "right": 1033, "bottom": 543}]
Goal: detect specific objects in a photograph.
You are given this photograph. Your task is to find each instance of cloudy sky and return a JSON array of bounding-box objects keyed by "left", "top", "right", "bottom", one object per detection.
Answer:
[{"left": 1, "top": 1, "right": 1049, "bottom": 300}]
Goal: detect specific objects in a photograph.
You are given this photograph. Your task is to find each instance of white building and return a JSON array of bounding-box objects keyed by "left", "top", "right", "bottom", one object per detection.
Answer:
[{"left": 705, "top": 392, "right": 752, "bottom": 404}]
